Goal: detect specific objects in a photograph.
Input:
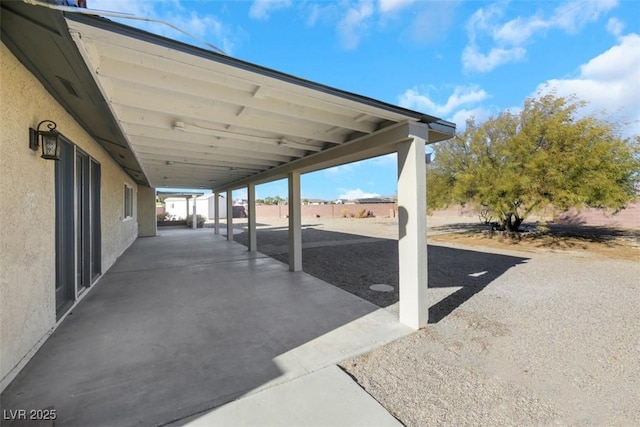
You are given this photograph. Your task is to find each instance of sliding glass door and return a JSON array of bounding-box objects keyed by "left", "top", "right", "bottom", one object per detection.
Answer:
[{"left": 55, "top": 142, "right": 101, "bottom": 318}]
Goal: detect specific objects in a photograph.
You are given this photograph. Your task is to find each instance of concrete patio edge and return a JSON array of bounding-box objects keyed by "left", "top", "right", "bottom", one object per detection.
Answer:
[{"left": 181, "top": 365, "right": 403, "bottom": 427}]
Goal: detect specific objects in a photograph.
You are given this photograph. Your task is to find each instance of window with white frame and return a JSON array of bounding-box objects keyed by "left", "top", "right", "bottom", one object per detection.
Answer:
[{"left": 124, "top": 184, "right": 134, "bottom": 219}]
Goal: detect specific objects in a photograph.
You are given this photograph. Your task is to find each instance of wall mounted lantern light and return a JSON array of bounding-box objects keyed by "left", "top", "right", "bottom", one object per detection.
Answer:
[{"left": 29, "top": 120, "right": 61, "bottom": 160}]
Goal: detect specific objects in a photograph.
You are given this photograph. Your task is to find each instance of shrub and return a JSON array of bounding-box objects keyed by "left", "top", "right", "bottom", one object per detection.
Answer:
[
  {"left": 354, "top": 208, "right": 373, "bottom": 218},
  {"left": 186, "top": 214, "right": 206, "bottom": 228},
  {"left": 157, "top": 212, "right": 175, "bottom": 222}
]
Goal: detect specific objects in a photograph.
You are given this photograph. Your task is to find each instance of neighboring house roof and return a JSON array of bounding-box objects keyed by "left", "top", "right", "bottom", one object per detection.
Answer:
[
  {"left": 156, "top": 190, "right": 204, "bottom": 199},
  {"left": 1, "top": 2, "right": 454, "bottom": 192},
  {"left": 197, "top": 194, "right": 218, "bottom": 200},
  {"left": 355, "top": 198, "right": 396, "bottom": 204}
]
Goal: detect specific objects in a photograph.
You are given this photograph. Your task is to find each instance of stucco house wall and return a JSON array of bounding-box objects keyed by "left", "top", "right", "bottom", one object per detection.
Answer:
[
  {"left": 164, "top": 197, "right": 190, "bottom": 220},
  {"left": 0, "top": 42, "right": 139, "bottom": 391},
  {"left": 164, "top": 195, "right": 227, "bottom": 220},
  {"left": 203, "top": 194, "right": 227, "bottom": 220},
  {"left": 138, "top": 185, "right": 157, "bottom": 237}
]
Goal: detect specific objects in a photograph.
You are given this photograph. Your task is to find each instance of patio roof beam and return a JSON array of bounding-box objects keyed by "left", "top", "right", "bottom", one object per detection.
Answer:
[
  {"left": 96, "top": 59, "right": 379, "bottom": 134},
  {"left": 146, "top": 168, "right": 247, "bottom": 179},
  {"left": 134, "top": 149, "right": 282, "bottom": 168},
  {"left": 109, "top": 89, "right": 346, "bottom": 145},
  {"left": 130, "top": 137, "right": 294, "bottom": 163},
  {"left": 152, "top": 177, "right": 221, "bottom": 187},
  {"left": 138, "top": 159, "right": 264, "bottom": 173},
  {"left": 214, "top": 121, "right": 434, "bottom": 192},
  {"left": 122, "top": 123, "right": 309, "bottom": 158},
  {"left": 79, "top": 33, "right": 438, "bottom": 126}
]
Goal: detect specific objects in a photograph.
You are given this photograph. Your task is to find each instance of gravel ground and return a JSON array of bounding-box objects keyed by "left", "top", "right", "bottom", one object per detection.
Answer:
[{"left": 232, "top": 217, "right": 640, "bottom": 426}]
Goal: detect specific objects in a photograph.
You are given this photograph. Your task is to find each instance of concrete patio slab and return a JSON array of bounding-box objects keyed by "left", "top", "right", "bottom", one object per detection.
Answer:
[
  {"left": 184, "top": 365, "right": 402, "bottom": 427},
  {"left": 1, "top": 228, "right": 411, "bottom": 426}
]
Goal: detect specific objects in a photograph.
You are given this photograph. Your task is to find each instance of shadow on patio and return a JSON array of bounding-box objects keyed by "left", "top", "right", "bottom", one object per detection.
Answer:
[
  {"left": 233, "top": 226, "right": 529, "bottom": 324},
  {"left": 1, "top": 227, "right": 410, "bottom": 426}
]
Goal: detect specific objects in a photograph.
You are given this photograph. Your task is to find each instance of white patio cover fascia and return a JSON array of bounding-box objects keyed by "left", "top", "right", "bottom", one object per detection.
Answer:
[{"left": 65, "top": 16, "right": 454, "bottom": 192}]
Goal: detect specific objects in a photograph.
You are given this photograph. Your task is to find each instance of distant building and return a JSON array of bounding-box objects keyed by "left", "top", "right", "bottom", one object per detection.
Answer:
[
  {"left": 355, "top": 197, "right": 396, "bottom": 204},
  {"left": 335, "top": 197, "right": 395, "bottom": 204},
  {"left": 164, "top": 194, "right": 226, "bottom": 220},
  {"left": 303, "top": 199, "right": 327, "bottom": 205}
]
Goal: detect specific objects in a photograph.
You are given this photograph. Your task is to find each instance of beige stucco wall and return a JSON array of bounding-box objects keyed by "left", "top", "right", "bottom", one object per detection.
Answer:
[
  {"left": 165, "top": 197, "right": 191, "bottom": 220},
  {"left": 138, "top": 185, "right": 157, "bottom": 237},
  {"left": 0, "top": 42, "right": 138, "bottom": 391}
]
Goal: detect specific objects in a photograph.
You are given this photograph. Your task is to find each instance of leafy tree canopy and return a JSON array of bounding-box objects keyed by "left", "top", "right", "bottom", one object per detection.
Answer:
[
  {"left": 262, "top": 195, "right": 287, "bottom": 205},
  {"left": 427, "top": 93, "right": 640, "bottom": 231}
]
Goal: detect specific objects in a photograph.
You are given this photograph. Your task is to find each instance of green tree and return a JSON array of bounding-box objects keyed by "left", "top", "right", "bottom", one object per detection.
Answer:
[
  {"left": 262, "top": 195, "right": 286, "bottom": 205},
  {"left": 427, "top": 94, "right": 640, "bottom": 231}
]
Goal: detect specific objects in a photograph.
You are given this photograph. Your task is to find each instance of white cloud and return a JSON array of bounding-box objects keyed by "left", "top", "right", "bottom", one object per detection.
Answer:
[
  {"left": 306, "top": 3, "right": 321, "bottom": 26},
  {"left": 338, "top": 189, "right": 381, "bottom": 199},
  {"left": 606, "top": 17, "right": 625, "bottom": 37},
  {"left": 536, "top": 33, "right": 640, "bottom": 136},
  {"left": 379, "top": 0, "right": 415, "bottom": 13},
  {"left": 465, "top": 3, "right": 505, "bottom": 43},
  {"left": 400, "top": 2, "right": 457, "bottom": 45},
  {"left": 462, "top": 45, "right": 526, "bottom": 73},
  {"left": 306, "top": 0, "right": 457, "bottom": 50},
  {"left": 463, "top": 0, "right": 619, "bottom": 72},
  {"left": 550, "top": 0, "right": 618, "bottom": 33},
  {"left": 89, "top": 0, "right": 237, "bottom": 54},
  {"left": 249, "top": 0, "right": 292, "bottom": 20},
  {"left": 337, "top": 0, "right": 374, "bottom": 49},
  {"left": 450, "top": 107, "right": 494, "bottom": 130},
  {"left": 399, "top": 85, "right": 489, "bottom": 116},
  {"left": 492, "top": 15, "right": 548, "bottom": 45}
]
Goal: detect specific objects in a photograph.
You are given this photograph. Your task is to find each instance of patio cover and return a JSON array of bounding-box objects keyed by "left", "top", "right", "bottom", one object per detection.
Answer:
[
  {"left": 64, "top": 13, "right": 454, "bottom": 190},
  {"left": 1, "top": 1, "right": 455, "bottom": 328},
  {"left": 2, "top": 1, "right": 454, "bottom": 190}
]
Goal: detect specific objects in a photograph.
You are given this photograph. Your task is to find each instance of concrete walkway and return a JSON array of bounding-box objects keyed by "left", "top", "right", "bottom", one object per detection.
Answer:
[
  {"left": 182, "top": 365, "right": 401, "bottom": 426},
  {"left": 1, "top": 227, "right": 410, "bottom": 426}
]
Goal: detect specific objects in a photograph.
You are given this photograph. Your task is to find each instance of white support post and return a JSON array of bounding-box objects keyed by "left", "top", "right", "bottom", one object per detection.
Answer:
[
  {"left": 397, "top": 136, "right": 428, "bottom": 329},
  {"left": 214, "top": 192, "right": 220, "bottom": 235},
  {"left": 288, "top": 172, "right": 302, "bottom": 272},
  {"left": 248, "top": 184, "right": 257, "bottom": 252},
  {"left": 226, "top": 190, "right": 233, "bottom": 241},
  {"left": 192, "top": 196, "right": 197, "bottom": 229}
]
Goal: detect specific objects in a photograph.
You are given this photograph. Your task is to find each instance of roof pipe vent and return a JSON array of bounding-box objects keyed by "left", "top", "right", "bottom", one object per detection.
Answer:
[{"left": 173, "top": 121, "right": 185, "bottom": 132}]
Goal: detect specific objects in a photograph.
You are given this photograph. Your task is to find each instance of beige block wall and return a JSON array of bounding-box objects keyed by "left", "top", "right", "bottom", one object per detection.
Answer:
[
  {"left": 0, "top": 42, "right": 138, "bottom": 391},
  {"left": 252, "top": 203, "right": 398, "bottom": 219}
]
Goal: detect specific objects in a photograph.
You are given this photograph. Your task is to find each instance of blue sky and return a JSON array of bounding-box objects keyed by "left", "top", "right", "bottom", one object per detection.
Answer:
[{"left": 91, "top": 0, "right": 640, "bottom": 201}]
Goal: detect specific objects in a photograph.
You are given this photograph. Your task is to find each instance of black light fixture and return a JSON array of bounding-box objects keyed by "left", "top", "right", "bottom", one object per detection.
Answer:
[{"left": 29, "top": 120, "right": 61, "bottom": 160}]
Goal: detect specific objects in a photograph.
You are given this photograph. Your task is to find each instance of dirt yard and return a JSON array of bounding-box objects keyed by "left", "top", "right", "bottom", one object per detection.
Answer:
[{"left": 232, "top": 216, "right": 640, "bottom": 426}]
